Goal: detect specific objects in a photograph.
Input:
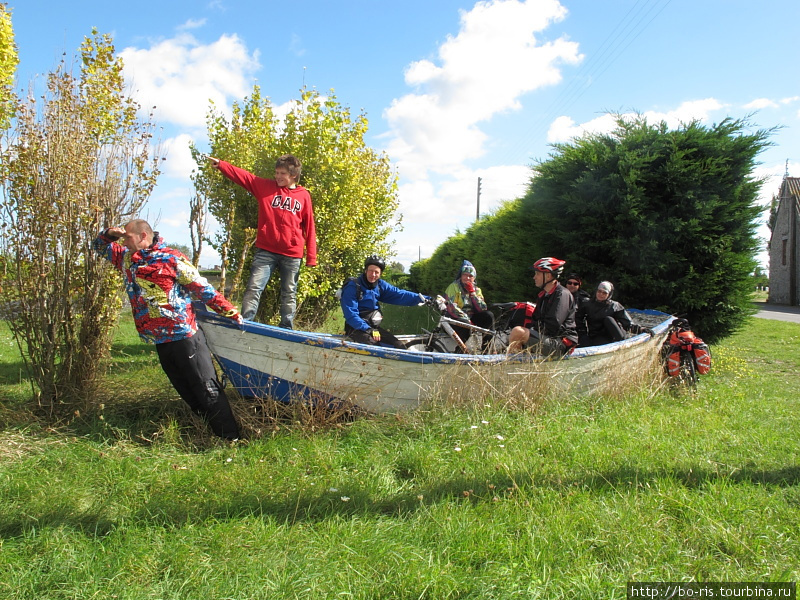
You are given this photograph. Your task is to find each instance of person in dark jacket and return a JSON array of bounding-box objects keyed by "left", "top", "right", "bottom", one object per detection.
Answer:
[
  {"left": 576, "top": 280, "right": 636, "bottom": 347},
  {"left": 340, "top": 255, "right": 429, "bottom": 349},
  {"left": 564, "top": 273, "right": 590, "bottom": 310},
  {"left": 507, "top": 257, "right": 578, "bottom": 357}
]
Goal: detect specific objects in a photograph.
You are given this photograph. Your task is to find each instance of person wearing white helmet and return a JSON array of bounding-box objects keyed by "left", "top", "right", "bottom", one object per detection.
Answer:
[
  {"left": 576, "top": 280, "right": 643, "bottom": 346},
  {"left": 507, "top": 257, "right": 578, "bottom": 357}
]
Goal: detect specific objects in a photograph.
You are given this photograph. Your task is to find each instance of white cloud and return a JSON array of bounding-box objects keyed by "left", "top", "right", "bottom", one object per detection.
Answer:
[
  {"left": 289, "top": 33, "right": 306, "bottom": 57},
  {"left": 744, "top": 98, "right": 778, "bottom": 110},
  {"left": 547, "top": 113, "right": 615, "bottom": 142},
  {"left": 642, "top": 98, "right": 726, "bottom": 127},
  {"left": 547, "top": 98, "right": 726, "bottom": 143},
  {"left": 384, "top": 0, "right": 582, "bottom": 266},
  {"left": 478, "top": 164, "right": 531, "bottom": 207},
  {"left": 178, "top": 18, "right": 207, "bottom": 31},
  {"left": 162, "top": 134, "right": 199, "bottom": 180},
  {"left": 119, "top": 31, "right": 260, "bottom": 129},
  {"left": 384, "top": 0, "right": 581, "bottom": 179},
  {"left": 391, "top": 163, "right": 530, "bottom": 267}
]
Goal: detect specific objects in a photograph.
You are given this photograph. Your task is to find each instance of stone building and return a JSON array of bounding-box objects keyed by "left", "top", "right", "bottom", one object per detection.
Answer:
[{"left": 768, "top": 176, "right": 800, "bottom": 305}]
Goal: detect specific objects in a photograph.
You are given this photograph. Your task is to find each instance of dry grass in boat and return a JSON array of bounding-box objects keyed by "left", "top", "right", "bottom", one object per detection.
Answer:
[{"left": 427, "top": 335, "right": 668, "bottom": 412}]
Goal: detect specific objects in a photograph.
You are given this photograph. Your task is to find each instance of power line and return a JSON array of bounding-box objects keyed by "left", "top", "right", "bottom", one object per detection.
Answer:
[{"left": 495, "top": 0, "right": 673, "bottom": 168}]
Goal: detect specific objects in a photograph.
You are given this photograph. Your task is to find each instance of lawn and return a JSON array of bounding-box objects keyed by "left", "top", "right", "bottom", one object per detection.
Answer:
[{"left": 0, "top": 314, "right": 798, "bottom": 599}]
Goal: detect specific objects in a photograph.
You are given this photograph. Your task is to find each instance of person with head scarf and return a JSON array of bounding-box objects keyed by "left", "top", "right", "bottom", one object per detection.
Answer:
[
  {"left": 575, "top": 280, "right": 636, "bottom": 347},
  {"left": 443, "top": 260, "right": 495, "bottom": 351}
]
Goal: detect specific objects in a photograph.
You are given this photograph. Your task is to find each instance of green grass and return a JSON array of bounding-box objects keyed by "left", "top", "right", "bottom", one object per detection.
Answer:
[{"left": 0, "top": 315, "right": 798, "bottom": 598}]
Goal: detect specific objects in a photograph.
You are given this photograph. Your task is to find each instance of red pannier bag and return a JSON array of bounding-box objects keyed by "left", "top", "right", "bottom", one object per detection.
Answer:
[
  {"left": 664, "top": 323, "right": 711, "bottom": 377},
  {"left": 692, "top": 341, "right": 711, "bottom": 375}
]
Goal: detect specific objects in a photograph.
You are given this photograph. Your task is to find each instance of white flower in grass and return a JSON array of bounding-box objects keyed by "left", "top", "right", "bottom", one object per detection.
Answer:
[
  {"left": 481, "top": 420, "right": 489, "bottom": 424},
  {"left": 341, "top": 496, "right": 350, "bottom": 502},
  {"left": 454, "top": 447, "right": 462, "bottom": 452},
  {"left": 329, "top": 487, "right": 339, "bottom": 493},
  {"left": 226, "top": 458, "right": 233, "bottom": 463},
  {"left": 496, "top": 435, "right": 505, "bottom": 441}
]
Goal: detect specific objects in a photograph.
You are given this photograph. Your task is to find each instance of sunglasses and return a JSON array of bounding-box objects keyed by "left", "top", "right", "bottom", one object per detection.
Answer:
[{"left": 566, "top": 280, "right": 580, "bottom": 286}]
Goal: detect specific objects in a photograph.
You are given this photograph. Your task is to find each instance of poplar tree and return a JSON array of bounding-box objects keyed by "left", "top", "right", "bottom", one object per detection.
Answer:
[
  {"left": 192, "top": 87, "right": 399, "bottom": 327},
  {"left": 0, "top": 2, "right": 17, "bottom": 129}
]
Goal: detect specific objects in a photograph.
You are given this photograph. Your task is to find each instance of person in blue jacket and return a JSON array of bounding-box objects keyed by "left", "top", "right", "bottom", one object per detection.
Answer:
[{"left": 340, "top": 255, "right": 429, "bottom": 349}]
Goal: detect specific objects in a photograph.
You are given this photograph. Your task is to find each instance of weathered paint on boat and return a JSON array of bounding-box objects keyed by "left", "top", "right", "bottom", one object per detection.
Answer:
[{"left": 195, "top": 305, "right": 674, "bottom": 413}]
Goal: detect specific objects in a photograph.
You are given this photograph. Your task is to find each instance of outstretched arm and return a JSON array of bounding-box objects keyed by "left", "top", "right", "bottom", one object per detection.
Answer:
[{"left": 176, "top": 257, "right": 242, "bottom": 324}]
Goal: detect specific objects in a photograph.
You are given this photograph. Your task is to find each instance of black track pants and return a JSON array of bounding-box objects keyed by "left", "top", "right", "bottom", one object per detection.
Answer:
[{"left": 155, "top": 330, "right": 240, "bottom": 439}]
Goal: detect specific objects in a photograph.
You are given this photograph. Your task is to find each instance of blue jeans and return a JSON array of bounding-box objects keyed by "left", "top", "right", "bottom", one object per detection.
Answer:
[{"left": 241, "top": 249, "right": 302, "bottom": 328}]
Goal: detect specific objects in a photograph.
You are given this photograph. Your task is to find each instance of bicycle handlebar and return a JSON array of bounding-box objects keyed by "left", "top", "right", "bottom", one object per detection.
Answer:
[{"left": 439, "top": 315, "right": 495, "bottom": 336}]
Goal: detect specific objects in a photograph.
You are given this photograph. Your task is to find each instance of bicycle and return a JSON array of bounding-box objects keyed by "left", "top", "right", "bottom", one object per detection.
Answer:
[
  {"left": 661, "top": 317, "right": 711, "bottom": 388},
  {"left": 404, "top": 298, "right": 534, "bottom": 354}
]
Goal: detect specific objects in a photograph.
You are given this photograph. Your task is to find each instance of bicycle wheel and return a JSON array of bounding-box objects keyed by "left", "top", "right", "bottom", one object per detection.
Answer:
[
  {"left": 428, "top": 339, "right": 450, "bottom": 353},
  {"left": 404, "top": 337, "right": 429, "bottom": 352},
  {"left": 404, "top": 337, "right": 450, "bottom": 353},
  {"left": 678, "top": 350, "right": 697, "bottom": 387}
]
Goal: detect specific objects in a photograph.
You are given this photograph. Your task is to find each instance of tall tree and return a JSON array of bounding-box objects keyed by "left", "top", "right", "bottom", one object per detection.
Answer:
[
  {"left": 0, "top": 30, "right": 162, "bottom": 414},
  {"left": 0, "top": 2, "right": 17, "bottom": 130},
  {"left": 192, "top": 87, "right": 399, "bottom": 327},
  {"left": 526, "top": 115, "right": 771, "bottom": 342},
  {"left": 410, "top": 115, "right": 770, "bottom": 342}
]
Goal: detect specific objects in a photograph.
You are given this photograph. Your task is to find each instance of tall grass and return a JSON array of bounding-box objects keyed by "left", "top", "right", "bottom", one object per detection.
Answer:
[{"left": 0, "top": 315, "right": 798, "bottom": 598}]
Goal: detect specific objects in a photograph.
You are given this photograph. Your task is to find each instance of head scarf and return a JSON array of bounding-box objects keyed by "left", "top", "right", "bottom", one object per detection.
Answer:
[
  {"left": 596, "top": 280, "right": 614, "bottom": 300},
  {"left": 459, "top": 259, "right": 477, "bottom": 279}
]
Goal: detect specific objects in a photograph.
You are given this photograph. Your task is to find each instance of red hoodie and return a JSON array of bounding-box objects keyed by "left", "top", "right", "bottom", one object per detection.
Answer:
[{"left": 217, "top": 161, "right": 317, "bottom": 266}]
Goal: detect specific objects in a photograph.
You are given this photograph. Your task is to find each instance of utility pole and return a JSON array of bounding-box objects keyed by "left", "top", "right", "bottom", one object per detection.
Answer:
[{"left": 476, "top": 177, "right": 482, "bottom": 222}]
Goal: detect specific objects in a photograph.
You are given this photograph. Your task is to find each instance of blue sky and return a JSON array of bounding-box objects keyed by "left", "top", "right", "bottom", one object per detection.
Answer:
[{"left": 8, "top": 0, "right": 799, "bottom": 269}]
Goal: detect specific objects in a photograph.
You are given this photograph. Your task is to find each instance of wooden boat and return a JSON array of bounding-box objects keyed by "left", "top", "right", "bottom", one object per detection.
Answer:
[{"left": 195, "top": 305, "right": 674, "bottom": 413}]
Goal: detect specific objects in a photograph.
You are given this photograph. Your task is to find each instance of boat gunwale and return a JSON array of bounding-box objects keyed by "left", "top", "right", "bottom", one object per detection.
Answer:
[{"left": 194, "top": 304, "right": 674, "bottom": 365}]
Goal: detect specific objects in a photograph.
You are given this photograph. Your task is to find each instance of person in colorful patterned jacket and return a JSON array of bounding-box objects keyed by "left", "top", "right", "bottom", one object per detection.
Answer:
[
  {"left": 443, "top": 259, "right": 495, "bottom": 351},
  {"left": 94, "top": 219, "right": 243, "bottom": 440},
  {"left": 208, "top": 154, "right": 316, "bottom": 329}
]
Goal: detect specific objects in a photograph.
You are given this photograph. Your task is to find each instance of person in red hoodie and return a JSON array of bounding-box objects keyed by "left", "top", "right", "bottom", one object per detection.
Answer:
[{"left": 208, "top": 154, "right": 317, "bottom": 329}]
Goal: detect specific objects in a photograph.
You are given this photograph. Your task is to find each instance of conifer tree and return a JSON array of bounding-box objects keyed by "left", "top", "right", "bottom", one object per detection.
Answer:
[{"left": 525, "top": 115, "right": 771, "bottom": 342}]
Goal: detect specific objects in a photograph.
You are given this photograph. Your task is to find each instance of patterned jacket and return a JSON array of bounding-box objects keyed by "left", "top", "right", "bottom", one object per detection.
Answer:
[
  {"left": 94, "top": 231, "right": 239, "bottom": 344},
  {"left": 443, "top": 279, "right": 488, "bottom": 322}
]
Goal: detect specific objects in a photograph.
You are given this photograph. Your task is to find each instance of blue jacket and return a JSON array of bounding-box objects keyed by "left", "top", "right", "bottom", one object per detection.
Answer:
[{"left": 340, "top": 274, "right": 424, "bottom": 332}]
